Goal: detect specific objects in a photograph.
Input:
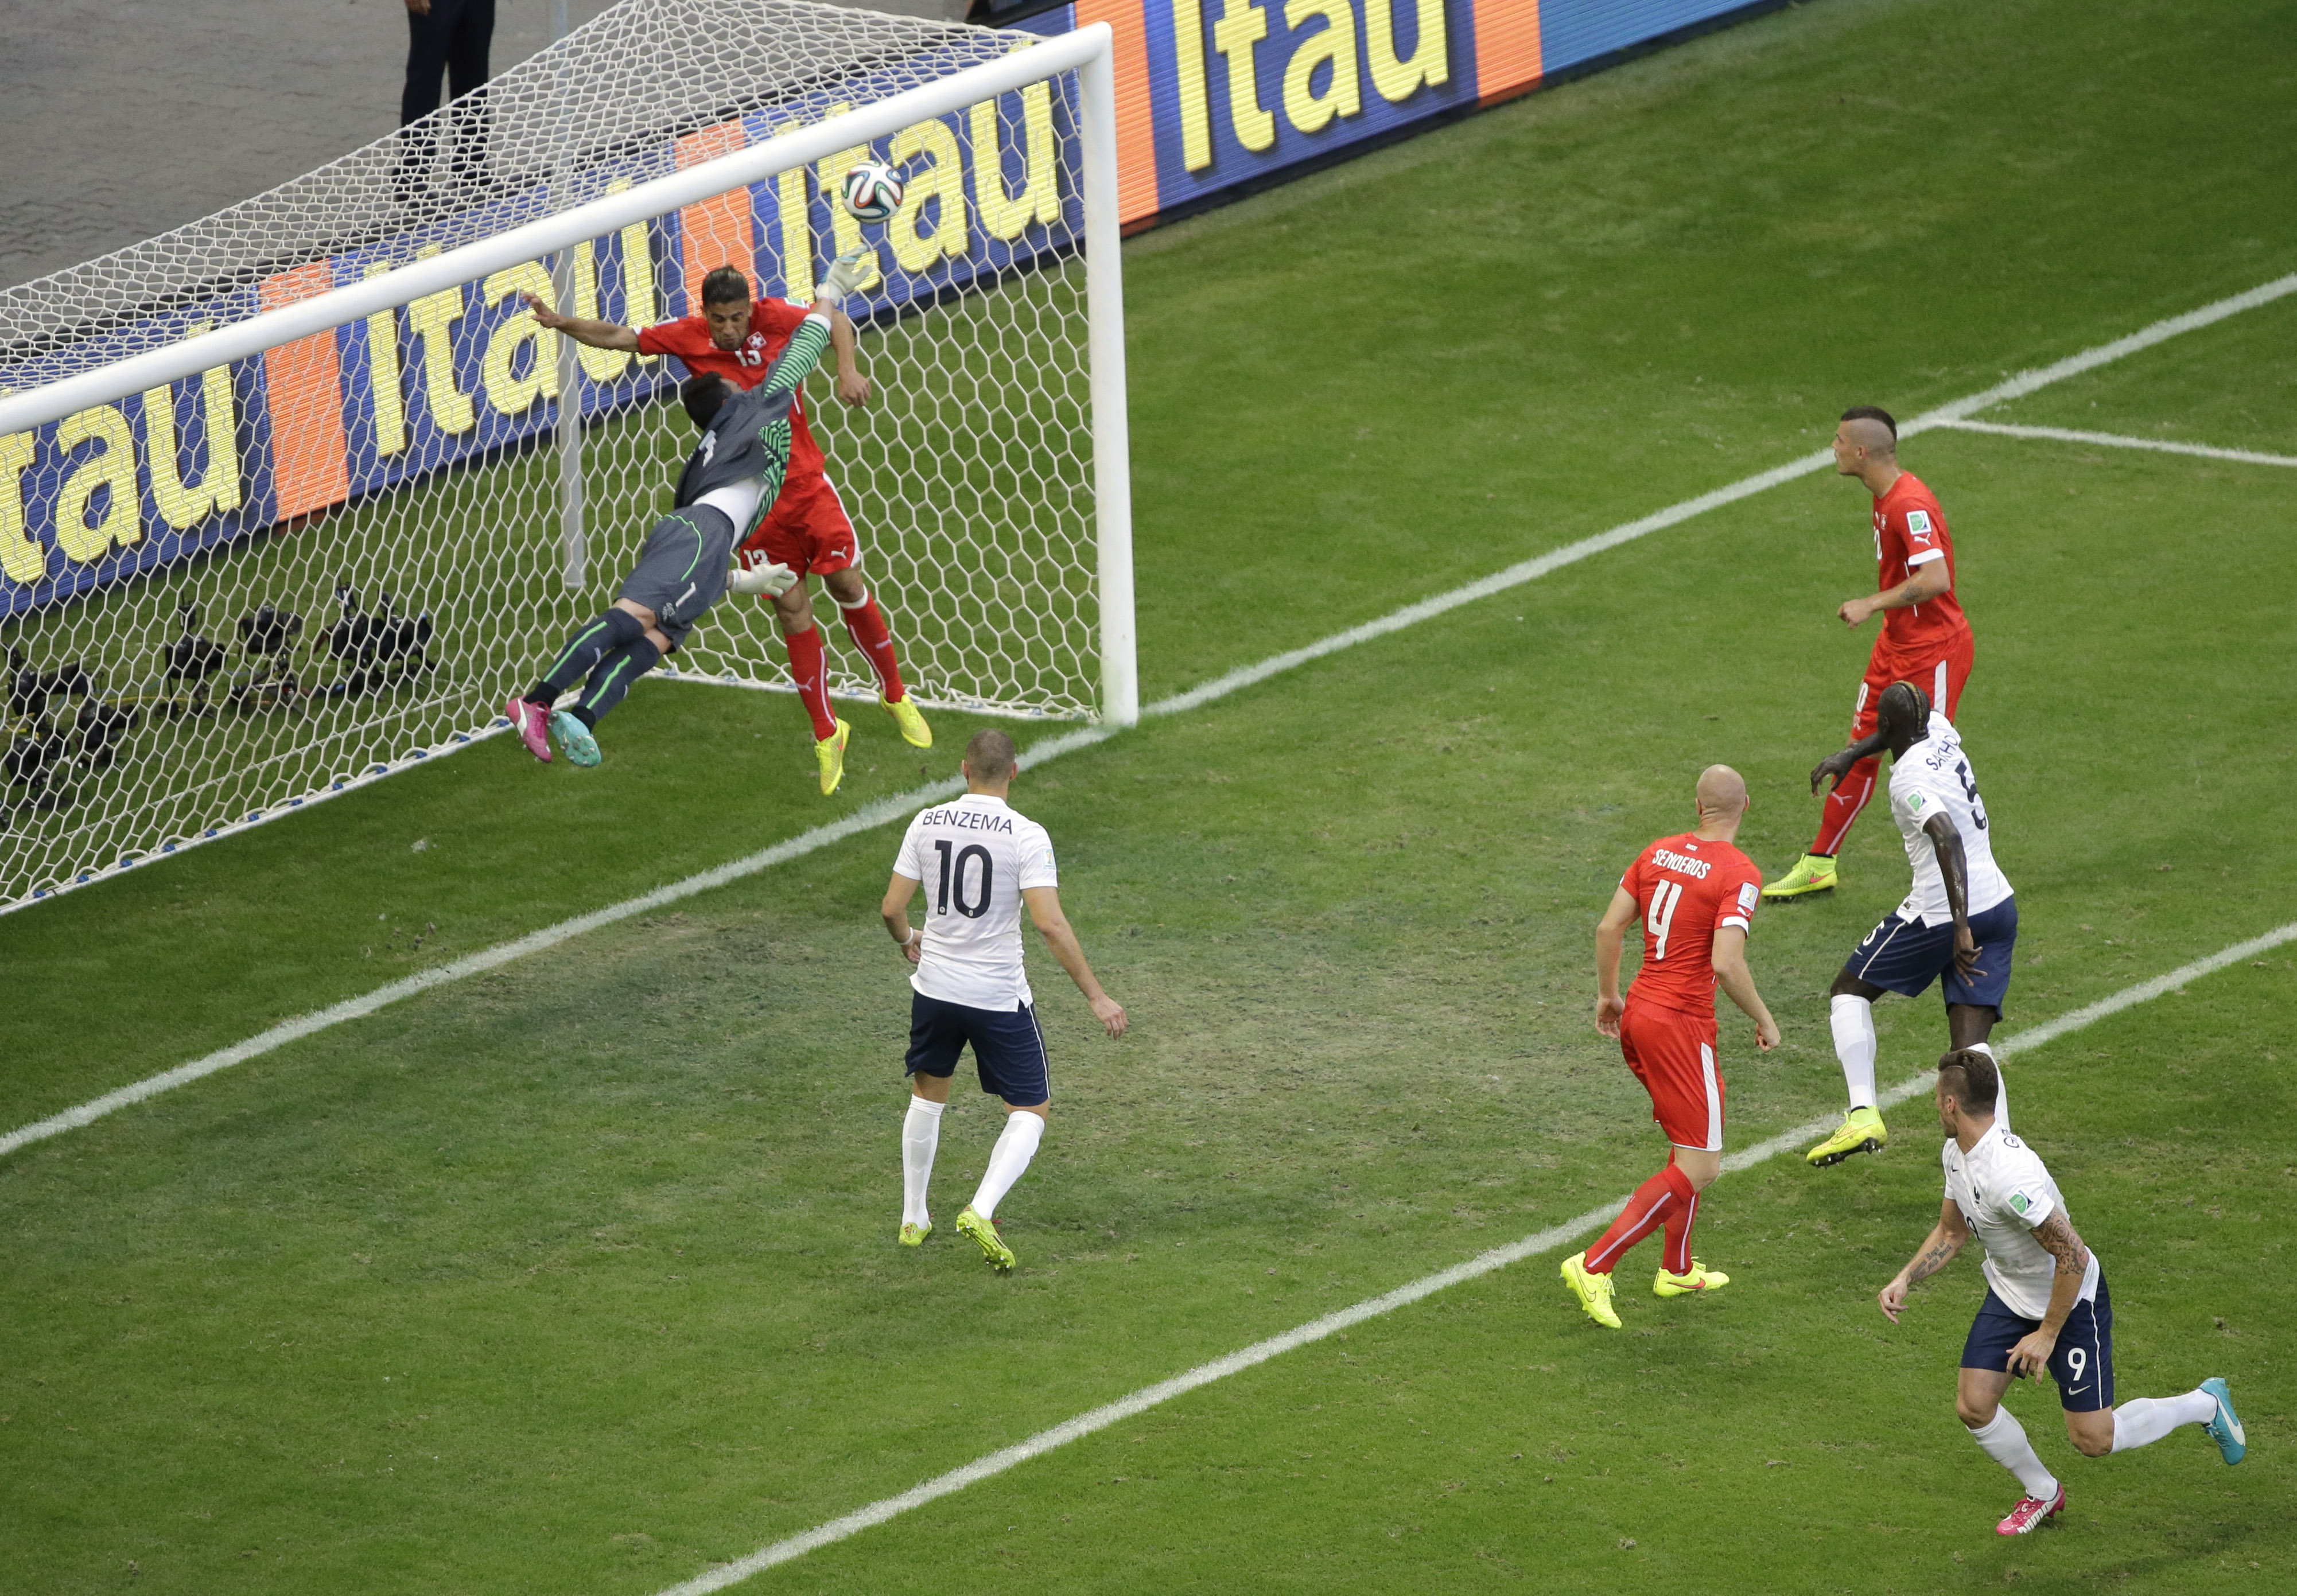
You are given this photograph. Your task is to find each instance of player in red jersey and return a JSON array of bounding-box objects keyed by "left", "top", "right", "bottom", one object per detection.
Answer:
[
  {"left": 527, "top": 266, "right": 931, "bottom": 796},
  {"left": 1765, "top": 406, "right": 1975, "bottom": 899},
  {"left": 1563, "top": 765, "right": 1781, "bottom": 1330}
]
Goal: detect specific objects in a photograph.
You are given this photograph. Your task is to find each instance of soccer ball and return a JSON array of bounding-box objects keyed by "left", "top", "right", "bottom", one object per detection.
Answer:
[{"left": 842, "top": 160, "right": 905, "bottom": 224}]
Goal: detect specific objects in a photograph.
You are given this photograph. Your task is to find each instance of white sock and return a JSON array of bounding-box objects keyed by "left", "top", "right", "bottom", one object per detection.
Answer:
[
  {"left": 901, "top": 1097, "right": 944, "bottom": 1228},
  {"left": 2112, "top": 1389, "right": 2217, "bottom": 1453},
  {"left": 1830, "top": 994, "right": 1879, "bottom": 1111},
  {"left": 1968, "top": 1408, "right": 2059, "bottom": 1500},
  {"left": 1967, "top": 1040, "right": 2008, "bottom": 1131},
  {"left": 970, "top": 1111, "right": 1045, "bottom": 1221}
]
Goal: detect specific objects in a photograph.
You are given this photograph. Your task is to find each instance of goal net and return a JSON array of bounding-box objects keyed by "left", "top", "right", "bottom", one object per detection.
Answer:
[{"left": 0, "top": 0, "right": 1131, "bottom": 914}]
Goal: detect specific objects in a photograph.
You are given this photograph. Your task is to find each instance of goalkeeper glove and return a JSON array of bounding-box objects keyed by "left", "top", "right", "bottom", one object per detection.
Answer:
[
  {"left": 818, "top": 249, "right": 873, "bottom": 301},
  {"left": 728, "top": 558, "right": 799, "bottom": 598}
]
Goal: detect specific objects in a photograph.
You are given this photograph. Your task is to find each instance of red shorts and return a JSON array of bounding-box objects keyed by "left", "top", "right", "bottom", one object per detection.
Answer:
[
  {"left": 1618, "top": 1001, "right": 1724, "bottom": 1151},
  {"left": 737, "top": 472, "right": 860, "bottom": 578},
  {"left": 1853, "top": 628, "right": 1973, "bottom": 739}
]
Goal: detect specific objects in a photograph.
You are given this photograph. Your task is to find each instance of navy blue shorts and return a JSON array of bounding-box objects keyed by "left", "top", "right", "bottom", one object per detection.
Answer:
[
  {"left": 1844, "top": 896, "right": 2018, "bottom": 1013},
  {"left": 1960, "top": 1275, "right": 2115, "bottom": 1411},
  {"left": 905, "top": 991, "right": 1051, "bottom": 1107}
]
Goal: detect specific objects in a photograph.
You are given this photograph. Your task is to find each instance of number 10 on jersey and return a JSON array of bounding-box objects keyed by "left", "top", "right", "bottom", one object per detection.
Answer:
[{"left": 934, "top": 839, "right": 994, "bottom": 919}]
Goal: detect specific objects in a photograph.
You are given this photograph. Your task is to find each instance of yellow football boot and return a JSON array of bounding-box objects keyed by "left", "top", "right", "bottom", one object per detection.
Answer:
[
  {"left": 1762, "top": 852, "right": 1839, "bottom": 901},
  {"left": 1560, "top": 1251, "right": 1622, "bottom": 1329},
  {"left": 815, "top": 717, "right": 851, "bottom": 796},
  {"left": 1654, "top": 1261, "right": 1731, "bottom": 1297},
  {"left": 881, "top": 692, "right": 932, "bottom": 749},
  {"left": 897, "top": 1221, "right": 932, "bottom": 1247},
  {"left": 1806, "top": 1105, "right": 1888, "bottom": 1167},
  {"left": 955, "top": 1205, "right": 1015, "bottom": 1273}
]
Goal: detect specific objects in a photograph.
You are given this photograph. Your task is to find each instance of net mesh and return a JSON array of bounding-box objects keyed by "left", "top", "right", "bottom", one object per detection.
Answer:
[{"left": 0, "top": 0, "right": 1102, "bottom": 913}]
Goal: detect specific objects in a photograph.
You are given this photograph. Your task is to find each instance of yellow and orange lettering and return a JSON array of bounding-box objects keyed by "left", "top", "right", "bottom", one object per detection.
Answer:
[
  {"left": 609, "top": 181, "right": 662, "bottom": 343},
  {"left": 406, "top": 248, "right": 476, "bottom": 435},
  {"left": 361, "top": 266, "right": 408, "bottom": 457},
  {"left": 0, "top": 433, "right": 42, "bottom": 584},
  {"left": 481, "top": 261, "right": 561, "bottom": 415},
  {"left": 1171, "top": 0, "right": 1214, "bottom": 170},
  {"left": 1281, "top": 0, "right": 1362, "bottom": 133},
  {"left": 1365, "top": 0, "right": 1448, "bottom": 103},
  {"left": 972, "top": 81, "right": 1062, "bottom": 240},
  {"left": 889, "top": 116, "right": 970, "bottom": 272},
  {"left": 1211, "top": 0, "right": 1277, "bottom": 152},
  {"left": 816, "top": 108, "right": 887, "bottom": 294},
  {"left": 54, "top": 405, "right": 141, "bottom": 562},
  {"left": 142, "top": 329, "right": 242, "bottom": 530}
]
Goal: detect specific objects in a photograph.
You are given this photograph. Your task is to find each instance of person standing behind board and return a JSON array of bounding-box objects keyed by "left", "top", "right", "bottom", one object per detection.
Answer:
[{"left": 401, "top": 0, "right": 495, "bottom": 127}]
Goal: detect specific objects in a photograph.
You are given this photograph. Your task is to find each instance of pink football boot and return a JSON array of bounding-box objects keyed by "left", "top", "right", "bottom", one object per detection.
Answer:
[
  {"left": 1995, "top": 1484, "right": 2065, "bottom": 1536},
  {"left": 505, "top": 696, "right": 552, "bottom": 762}
]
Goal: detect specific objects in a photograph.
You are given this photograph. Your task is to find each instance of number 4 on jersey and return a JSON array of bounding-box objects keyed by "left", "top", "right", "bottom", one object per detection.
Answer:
[{"left": 1647, "top": 879, "right": 1684, "bottom": 960}]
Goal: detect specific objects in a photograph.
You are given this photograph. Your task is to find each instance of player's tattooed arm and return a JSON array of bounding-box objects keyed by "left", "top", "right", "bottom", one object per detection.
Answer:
[
  {"left": 2031, "top": 1210, "right": 2092, "bottom": 1279},
  {"left": 2010, "top": 1210, "right": 2093, "bottom": 1373},
  {"left": 1810, "top": 728, "right": 1892, "bottom": 795},
  {"left": 1879, "top": 1197, "right": 1967, "bottom": 1322},
  {"left": 1923, "top": 812, "right": 1980, "bottom": 976}
]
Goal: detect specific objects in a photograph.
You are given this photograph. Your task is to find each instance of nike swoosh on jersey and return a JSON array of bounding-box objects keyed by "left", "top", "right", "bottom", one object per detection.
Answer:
[{"left": 2065, "top": 1385, "right": 2090, "bottom": 1395}]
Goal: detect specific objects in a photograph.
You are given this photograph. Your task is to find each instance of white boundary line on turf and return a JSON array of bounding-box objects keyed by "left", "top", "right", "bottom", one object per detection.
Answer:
[
  {"left": 1933, "top": 418, "right": 2297, "bottom": 469},
  {"left": 651, "top": 920, "right": 2297, "bottom": 1595},
  {"left": 3, "top": 269, "right": 2293, "bottom": 1162}
]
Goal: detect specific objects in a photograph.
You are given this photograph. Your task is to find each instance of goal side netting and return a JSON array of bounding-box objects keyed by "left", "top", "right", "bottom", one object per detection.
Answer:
[{"left": 0, "top": 0, "right": 1132, "bottom": 915}]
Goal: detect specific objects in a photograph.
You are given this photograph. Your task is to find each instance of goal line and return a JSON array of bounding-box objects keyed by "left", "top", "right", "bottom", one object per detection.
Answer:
[{"left": 4, "top": 264, "right": 2291, "bottom": 1162}]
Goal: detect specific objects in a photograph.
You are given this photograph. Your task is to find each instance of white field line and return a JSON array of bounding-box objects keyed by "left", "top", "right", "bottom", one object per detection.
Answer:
[
  {"left": 1933, "top": 418, "right": 2297, "bottom": 468},
  {"left": 3, "top": 270, "right": 2292, "bottom": 1162},
  {"left": 654, "top": 920, "right": 2297, "bottom": 1595}
]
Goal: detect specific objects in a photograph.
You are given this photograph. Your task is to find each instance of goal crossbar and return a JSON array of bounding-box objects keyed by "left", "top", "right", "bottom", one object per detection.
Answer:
[
  {"left": 0, "top": 25, "right": 1117, "bottom": 439},
  {"left": 0, "top": 7, "right": 1133, "bottom": 916}
]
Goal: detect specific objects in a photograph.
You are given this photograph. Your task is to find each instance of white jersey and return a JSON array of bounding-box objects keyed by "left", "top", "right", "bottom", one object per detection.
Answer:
[
  {"left": 892, "top": 793, "right": 1058, "bottom": 1011},
  {"left": 1942, "top": 1121, "right": 2098, "bottom": 1321},
  {"left": 1889, "top": 712, "right": 2014, "bottom": 927}
]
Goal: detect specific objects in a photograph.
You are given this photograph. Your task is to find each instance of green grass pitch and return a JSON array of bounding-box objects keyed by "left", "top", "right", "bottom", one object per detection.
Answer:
[{"left": 3, "top": 0, "right": 2295, "bottom": 1590}]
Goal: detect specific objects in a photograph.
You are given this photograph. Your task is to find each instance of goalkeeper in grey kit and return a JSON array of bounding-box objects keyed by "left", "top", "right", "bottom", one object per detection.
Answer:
[{"left": 505, "top": 252, "right": 872, "bottom": 767}]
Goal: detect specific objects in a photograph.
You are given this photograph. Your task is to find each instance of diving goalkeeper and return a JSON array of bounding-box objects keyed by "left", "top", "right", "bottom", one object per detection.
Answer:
[{"left": 505, "top": 252, "right": 873, "bottom": 768}]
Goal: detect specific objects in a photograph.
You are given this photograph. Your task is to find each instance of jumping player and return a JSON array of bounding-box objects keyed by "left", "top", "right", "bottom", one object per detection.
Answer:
[
  {"left": 880, "top": 728, "right": 1126, "bottom": 1272},
  {"left": 527, "top": 264, "right": 930, "bottom": 795},
  {"left": 505, "top": 254, "right": 872, "bottom": 767},
  {"left": 1564, "top": 765, "right": 1781, "bottom": 1329},
  {"left": 1804, "top": 680, "right": 2016, "bottom": 1167},
  {"left": 1767, "top": 407, "right": 1975, "bottom": 900},
  {"left": 1880, "top": 1049, "right": 2245, "bottom": 1536}
]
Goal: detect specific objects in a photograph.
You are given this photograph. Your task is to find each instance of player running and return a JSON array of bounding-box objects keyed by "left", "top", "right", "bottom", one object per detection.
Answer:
[
  {"left": 1880, "top": 1049, "right": 2246, "bottom": 1536},
  {"left": 1804, "top": 680, "right": 2015, "bottom": 1167},
  {"left": 1767, "top": 407, "right": 1976, "bottom": 900},
  {"left": 505, "top": 254, "right": 872, "bottom": 767},
  {"left": 527, "top": 264, "right": 930, "bottom": 795},
  {"left": 880, "top": 728, "right": 1126, "bottom": 1272},
  {"left": 1563, "top": 766, "right": 1781, "bottom": 1329}
]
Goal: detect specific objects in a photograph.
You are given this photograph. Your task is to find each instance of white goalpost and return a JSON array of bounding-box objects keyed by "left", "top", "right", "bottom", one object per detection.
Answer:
[{"left": 0, "top": 0, "right": 1133, "bottom": 914}]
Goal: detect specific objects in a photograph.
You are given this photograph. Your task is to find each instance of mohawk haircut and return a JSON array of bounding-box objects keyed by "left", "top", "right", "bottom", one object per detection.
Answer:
[
  {"left": 699, "top": 266, "right": 752, "bottom": 307},
  {"left": 965, "top": 727, "right": 1017, "bottom": 783},
  {"left": 1841, "top": 404, "right": 1899, "bottom": 438},
  {"left": 1876, "top": 679, "right": 1931, "bottom": 737},
  {"left": 1938, "top": 1048, "right": 2000, "bottom": 1115}
]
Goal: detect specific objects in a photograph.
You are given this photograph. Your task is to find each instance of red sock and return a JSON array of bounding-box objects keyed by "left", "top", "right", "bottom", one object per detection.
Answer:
[
  {"left": 785, "top": 623, "right": 837, "bottom": 741},
  {"left": 1661, "top": 1180, "right": 1701, "bottom": 1275},
  {"left": 838, "top": 591, "right": 907, "bottom": 702},
  {"left": 1584, "top": 1163, "right": 1697, "bottom": 1274},
  {"left": 1811, "top": 754, "right": 1880, "bottom": 856}
]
